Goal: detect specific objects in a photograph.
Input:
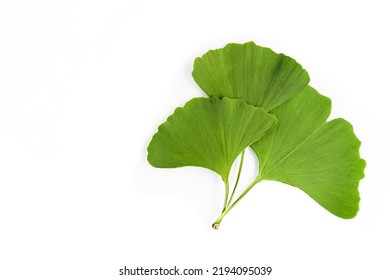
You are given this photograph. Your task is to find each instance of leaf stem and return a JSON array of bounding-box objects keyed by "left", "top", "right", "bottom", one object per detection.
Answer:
[
  {"left": 212, "top": 179, "right": 259, "bottom": 230},
  {"left": 227, "top": 150, "right": 245, "bottom": 207},
  {"left": 222, "top": 180, "right": 229, "bottom": 211}
]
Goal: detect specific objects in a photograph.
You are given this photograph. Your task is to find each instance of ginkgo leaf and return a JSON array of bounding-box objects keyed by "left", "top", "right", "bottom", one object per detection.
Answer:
[
  {"left": 147, "top": 97, "right": 277, "bottom": 182},
  {"left": 192, "top": 41, "right": 310, "bottom": 112},
  {"left": 251, "top": 86, "right": 366, "bottom": 218},
  {"left": 146, "top": 42, "right": 366, "bottom": 229}
]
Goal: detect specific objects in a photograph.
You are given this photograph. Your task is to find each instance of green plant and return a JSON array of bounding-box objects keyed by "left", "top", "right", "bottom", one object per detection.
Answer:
[{"left": 147, "top": 42, "right": 365, "bottom": 229}]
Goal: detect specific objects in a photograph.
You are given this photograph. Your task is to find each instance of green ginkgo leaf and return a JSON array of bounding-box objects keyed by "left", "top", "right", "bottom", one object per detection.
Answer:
[
  {"left": 250, "top": 86, "right": 366, "bottom": 218},
  {"left": 147, "top": 42, "right": 366, "bottom": 229},
  {"left": 147, "top": 97, "right": 276, "bottom": 183},
  {"left": 192, "top": 41, "right": 310, "bottom": 112}
]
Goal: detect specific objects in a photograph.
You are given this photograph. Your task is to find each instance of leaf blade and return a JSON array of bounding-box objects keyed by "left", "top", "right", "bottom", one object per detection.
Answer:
[
  {"left": 147, "top": 97, "right": 277, "bottom": 182},
  {"left": 252, "top": 87, "right": 366, "bottom": 218},
  {"left": 192, "top": 42, "right": 310, "bottom": 111}
]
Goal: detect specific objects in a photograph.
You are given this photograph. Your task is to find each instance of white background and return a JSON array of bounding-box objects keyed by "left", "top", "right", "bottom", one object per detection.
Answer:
[{"left": 1, "top": 1, "right": 389, "bottom": 279}]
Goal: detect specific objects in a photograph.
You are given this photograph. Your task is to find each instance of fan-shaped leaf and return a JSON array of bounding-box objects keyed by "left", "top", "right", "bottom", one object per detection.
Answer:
[
  {"left": 147, "top": 97, "right": 277, "bottom": 182},
  {"left": 251, "top": 87, "right": 366, "bottom": 218},
  {"left": 192, "top": 41, "right": 310, "bottom": 111}
]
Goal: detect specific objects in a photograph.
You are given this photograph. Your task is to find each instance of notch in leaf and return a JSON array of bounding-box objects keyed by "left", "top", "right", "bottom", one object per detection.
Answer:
[
  {"left": 192, "top": 41, "right": 310, "bottom": 112},
  {"left": 147, "top": 97, "right": 277, "bottom": 218}
]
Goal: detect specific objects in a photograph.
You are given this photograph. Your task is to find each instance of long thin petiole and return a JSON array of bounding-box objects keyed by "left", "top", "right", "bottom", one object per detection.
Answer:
[
  {"left": 222, "top": 180, "right": 229, "bottom": 211},
  {"left": 213, "top": 179, "right": 259, "bottom": 230},
  {"left": 227, "top": 179, "right": 259, "bottom": 213},
  {"left": 227, "top": 150, "right": 245, "bottom": 207}
]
